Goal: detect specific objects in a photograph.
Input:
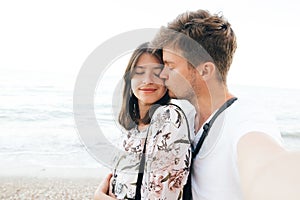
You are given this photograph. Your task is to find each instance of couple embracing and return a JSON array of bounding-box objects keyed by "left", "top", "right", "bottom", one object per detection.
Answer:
[{"left": 94, "top": 9, "right": 294, "bottom": 200}]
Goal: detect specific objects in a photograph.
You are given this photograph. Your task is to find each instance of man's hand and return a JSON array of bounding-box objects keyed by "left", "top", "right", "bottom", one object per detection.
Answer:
[{"left": 94, "top": 173, "right": 116, "bottom": 200}]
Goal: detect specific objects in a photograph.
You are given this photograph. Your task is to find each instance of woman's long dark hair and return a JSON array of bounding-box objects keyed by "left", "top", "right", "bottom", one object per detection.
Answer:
[{"left": 118, "top": 42, "right": 170, "bottom": 130}]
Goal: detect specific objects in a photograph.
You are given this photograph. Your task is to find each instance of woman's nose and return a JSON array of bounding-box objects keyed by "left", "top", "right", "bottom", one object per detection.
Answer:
[{"left": 142, "top": 73, "right": 154, "bottom": 84}]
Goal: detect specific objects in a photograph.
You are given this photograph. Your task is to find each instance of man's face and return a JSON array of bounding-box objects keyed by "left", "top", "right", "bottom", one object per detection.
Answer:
[{"left": 160, "top": 49, "right": 196, "bottom": 100}]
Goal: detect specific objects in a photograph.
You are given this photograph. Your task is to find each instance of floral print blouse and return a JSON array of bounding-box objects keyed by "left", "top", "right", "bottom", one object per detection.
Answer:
[{"left": 111, "top": 104, "right": 191, "bottom": 200}]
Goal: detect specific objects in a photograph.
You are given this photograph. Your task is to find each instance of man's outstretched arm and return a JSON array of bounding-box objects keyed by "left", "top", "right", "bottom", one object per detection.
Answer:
[{"left": 238, "top": 132, "right": 300, "bottom": 200}]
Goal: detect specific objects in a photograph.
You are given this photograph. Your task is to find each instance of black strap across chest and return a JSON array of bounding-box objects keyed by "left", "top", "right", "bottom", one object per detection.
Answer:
[
  {"left": 192, "top": 97, "right": 237, "bottom": 158},
  {"left": 135, "top": 128, "right": 148, "bottom": 200},
  {"left": 182, "top": 97, "right": 237, "bottom": 200}
]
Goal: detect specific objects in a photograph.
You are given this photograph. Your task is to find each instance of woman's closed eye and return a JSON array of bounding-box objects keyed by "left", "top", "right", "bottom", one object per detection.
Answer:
[
  {"left": 153, "top": 68, "right": 163, "bottom": 77},
  {"left": 134, "top": 66, "right": 163, "bottom": 77},
  {"left": 135, "top": 71, "right": 145, "bottom": 75},
  {"left": 134, "top": 66, "right": 145, "bottom": 75}
]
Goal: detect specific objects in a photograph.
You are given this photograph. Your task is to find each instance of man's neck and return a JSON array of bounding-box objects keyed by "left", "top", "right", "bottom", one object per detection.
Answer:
[{"left": 191, "top": 85, "right": 234, "bottom": 133}]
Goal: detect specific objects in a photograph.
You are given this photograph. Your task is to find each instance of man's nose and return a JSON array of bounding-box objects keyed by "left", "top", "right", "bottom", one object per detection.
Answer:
[{"left": 159, "top": 67, "right": 169, "bottom": 80}]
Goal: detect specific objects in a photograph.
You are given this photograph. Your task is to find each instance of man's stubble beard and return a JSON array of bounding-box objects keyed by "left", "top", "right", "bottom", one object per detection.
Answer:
[{"left": 168, "top": 85, "right": 195, "bottom": 102}]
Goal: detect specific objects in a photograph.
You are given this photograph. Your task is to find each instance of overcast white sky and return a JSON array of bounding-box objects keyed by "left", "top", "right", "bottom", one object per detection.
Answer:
[{"left": 1, "top": 0, "right": 300, "bottom": 89}]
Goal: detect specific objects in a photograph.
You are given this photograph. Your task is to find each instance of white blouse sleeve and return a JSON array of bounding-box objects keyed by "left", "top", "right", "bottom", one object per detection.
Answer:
[{"left": 141, "top": 104, "right": 192, "bottom": 200}]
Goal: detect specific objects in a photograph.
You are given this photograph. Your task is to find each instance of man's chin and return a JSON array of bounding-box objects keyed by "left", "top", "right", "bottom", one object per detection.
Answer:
[{"left": 168, "top": 90, "right": 178, "bottom": 99}]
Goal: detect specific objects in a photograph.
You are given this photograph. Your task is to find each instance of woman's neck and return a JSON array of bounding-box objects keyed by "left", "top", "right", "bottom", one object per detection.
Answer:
[{"left": 138, "top": 103, "right": 151, "bottom": 119}]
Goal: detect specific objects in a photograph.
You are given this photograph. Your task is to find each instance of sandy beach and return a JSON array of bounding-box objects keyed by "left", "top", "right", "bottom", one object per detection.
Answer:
[{"left": 0, "top": 166, "right": 109, "bottom": 200}]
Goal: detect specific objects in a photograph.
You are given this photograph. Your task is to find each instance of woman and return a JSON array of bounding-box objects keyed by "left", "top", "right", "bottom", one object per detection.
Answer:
[{"left": 97, "top": 42, "right": 191, "bottom": 200}]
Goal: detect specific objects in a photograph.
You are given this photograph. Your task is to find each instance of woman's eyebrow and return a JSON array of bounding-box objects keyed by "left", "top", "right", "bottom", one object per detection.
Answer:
[
  {"left": 135, "top": 65, "right": 162, "bottom": 69},
  {"left": 153, "top": 65, "right": 163, "bottom": 69},
  {"left": 135, "top": 66, "right": 145, "bottom": 69}
]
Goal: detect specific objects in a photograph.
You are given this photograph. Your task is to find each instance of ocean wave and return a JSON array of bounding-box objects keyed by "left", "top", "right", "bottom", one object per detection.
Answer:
[
  {"left": 0, "top": 108, "right": 73, "bottom": 122},
  {"left": 281, "top": 131, "right": 300, "bottom": 138},
  {"left": 0, "top": 150, "right": 84, "bottom": 156}
]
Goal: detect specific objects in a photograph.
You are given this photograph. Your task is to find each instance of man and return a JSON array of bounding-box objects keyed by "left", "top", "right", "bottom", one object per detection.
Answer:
[{"left": 95, "top": 9, "right": 300, "bottom": 200}]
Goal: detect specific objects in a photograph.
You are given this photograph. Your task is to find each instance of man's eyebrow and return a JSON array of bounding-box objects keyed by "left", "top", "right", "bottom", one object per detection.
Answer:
[{"left": 163, "top": 60, "right": 174, "bottom": 65}]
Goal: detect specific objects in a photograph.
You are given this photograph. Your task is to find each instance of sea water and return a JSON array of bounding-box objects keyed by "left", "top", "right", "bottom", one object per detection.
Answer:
[{"left": 1, "top": 69, "right": 300, "bottom": 170}]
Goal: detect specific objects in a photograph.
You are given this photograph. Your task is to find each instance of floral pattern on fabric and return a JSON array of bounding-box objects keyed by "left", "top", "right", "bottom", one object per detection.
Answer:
[{"left": 111, "top": 104, "right": 191, "bottom": 200}]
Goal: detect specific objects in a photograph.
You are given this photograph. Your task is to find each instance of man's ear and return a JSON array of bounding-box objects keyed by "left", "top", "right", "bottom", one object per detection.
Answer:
[{"left": 196, "top": 62, "right": 216, "bottom": 80}]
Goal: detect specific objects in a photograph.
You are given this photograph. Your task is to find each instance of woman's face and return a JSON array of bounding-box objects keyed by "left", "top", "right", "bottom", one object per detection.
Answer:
[{"left": 131, "top": 53, "right": 167, "bottom": 106}]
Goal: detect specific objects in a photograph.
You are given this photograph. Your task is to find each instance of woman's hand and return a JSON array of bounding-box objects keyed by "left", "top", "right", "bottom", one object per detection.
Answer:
[{"left": 94, "top": 173, "right": 116, "bottom": 200}]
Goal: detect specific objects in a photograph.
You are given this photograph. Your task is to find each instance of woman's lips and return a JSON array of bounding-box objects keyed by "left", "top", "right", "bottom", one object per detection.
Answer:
[{"left": 139, "top": 88, "right": 157, "bottom": 93}]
